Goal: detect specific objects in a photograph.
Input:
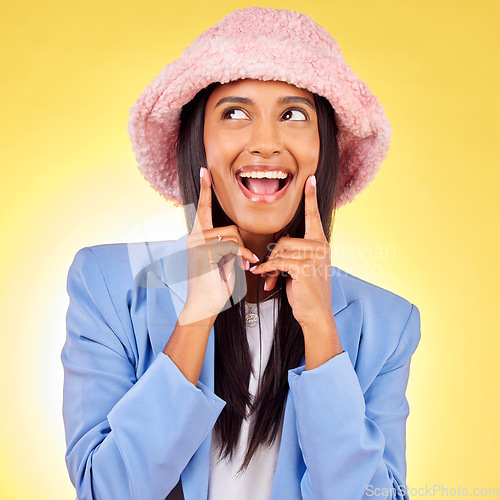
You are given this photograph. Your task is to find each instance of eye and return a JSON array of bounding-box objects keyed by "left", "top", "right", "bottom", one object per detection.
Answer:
[
  {"left": 282, "top": 108, "right": 308, "bottom": 121},
  {"left": 222, "top": 108, "right": 248, "bottom": 120}
]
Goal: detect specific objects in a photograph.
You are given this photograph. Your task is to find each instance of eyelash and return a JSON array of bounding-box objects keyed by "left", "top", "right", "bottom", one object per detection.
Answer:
[
  {"left": 282, "top": 108, "right": 309, "bottom": 121},
  {"left": 220, "top": 108, "right": 244, "bottom": 120},
  {"left": 221, "top": 107, "right": 309, "bottom": 121}
]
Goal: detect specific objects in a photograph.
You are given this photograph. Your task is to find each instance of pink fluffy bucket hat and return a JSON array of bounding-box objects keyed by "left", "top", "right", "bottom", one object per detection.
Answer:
[{"left": 128, "top": 7, "right": 391, "bottom": 208}]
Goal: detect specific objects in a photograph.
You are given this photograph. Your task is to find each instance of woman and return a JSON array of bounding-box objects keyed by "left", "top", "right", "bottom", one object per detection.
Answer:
[{"left": 62, "top": 7, "right": 420, "bottom": 500}]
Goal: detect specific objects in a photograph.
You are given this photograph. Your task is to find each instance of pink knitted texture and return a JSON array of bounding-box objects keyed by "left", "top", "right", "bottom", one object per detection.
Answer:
[{"left": 128, "top": 7, "right": 391, "bottom": 208}]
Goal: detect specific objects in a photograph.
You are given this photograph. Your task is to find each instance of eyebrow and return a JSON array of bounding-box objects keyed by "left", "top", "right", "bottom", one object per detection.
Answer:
[
  {"left": 279, "top": 96, "right": 315, "bottom": 109},
  {"left": 214, "top": 95, "right": 315, "bottom": 110}
]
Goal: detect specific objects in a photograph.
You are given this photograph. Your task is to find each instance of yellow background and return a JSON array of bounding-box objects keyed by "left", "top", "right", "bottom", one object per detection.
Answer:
[{"left": 1, "top": 0, "right": 498, "bottom": 498}]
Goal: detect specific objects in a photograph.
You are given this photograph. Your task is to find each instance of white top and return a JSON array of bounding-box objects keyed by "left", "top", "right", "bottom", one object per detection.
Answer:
[{"left": 208, "top": 299, "right": 282, "bottom": 500}]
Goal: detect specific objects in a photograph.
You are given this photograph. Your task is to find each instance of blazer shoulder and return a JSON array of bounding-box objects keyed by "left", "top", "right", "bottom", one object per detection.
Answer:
[
  {"left": 74, "top": 239, "right": 179, "bottom": 263},
  {"left": 69, "top": 239, "right": 182, "bottom": 294},
  {"left": 72, "top": 239, "right": 182, "bottom": 269},
  {"left": 333, "top": 267, "right": 419, "bottom": 342}
]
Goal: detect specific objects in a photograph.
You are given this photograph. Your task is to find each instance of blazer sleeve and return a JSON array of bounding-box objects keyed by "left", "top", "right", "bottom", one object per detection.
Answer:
[
  {"left": 288, "top": 304, "right": 421, "bottom": 500},
  {"left": 61, "top": 247, "right": 225, "bottom": 500}
]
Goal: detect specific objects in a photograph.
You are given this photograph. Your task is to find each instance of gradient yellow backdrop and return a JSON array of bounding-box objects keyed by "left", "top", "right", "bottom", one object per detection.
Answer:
[{"left": 1, "top": 0, "right": 498, "bottom": 498}]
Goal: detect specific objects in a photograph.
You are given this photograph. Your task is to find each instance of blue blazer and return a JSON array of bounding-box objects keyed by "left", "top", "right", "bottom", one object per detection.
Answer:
[{"left": 62, "top": 235, "right": 421, "bottom": 500}]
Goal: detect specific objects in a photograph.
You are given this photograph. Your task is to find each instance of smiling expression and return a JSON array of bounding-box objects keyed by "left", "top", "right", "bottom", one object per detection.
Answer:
[{"left": 203, "top": 79, "right": 320, "bottom": 236}]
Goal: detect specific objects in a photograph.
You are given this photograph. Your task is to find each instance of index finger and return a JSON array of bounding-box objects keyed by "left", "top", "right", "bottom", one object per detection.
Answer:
[
  {"left": 192, "top": 167, "right": 213, "bottom": 233},
  {"left": 304, "top": 175, "right": 326, "bottom": 241}
]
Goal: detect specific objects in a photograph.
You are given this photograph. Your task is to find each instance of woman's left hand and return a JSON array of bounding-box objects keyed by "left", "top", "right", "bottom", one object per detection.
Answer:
[
  {"left": 250, "top": 175, "right": 334, "bottom": 330},
  {"left": 250, "top": 175, "right": 343, "bottom": 368}
]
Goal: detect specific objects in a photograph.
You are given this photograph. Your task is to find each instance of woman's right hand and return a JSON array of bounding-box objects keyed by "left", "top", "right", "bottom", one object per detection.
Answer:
[{"left": 178, "top": 167, "right": 259, "bottom": 325}]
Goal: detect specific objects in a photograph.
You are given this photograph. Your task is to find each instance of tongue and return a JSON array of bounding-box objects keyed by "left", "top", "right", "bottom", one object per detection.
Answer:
[{"left": 245, "top": 178, "right": 280, "bottom": 195}]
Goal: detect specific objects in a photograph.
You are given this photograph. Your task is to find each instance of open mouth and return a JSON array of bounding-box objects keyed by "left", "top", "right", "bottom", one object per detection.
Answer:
[{"left": 236, "top": 171, "right": 292, "bottom": 202}]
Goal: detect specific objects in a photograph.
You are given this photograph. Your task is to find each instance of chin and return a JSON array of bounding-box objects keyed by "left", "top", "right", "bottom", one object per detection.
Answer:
[{"left": 235, "top": 217, "right": 291, "bottom": 237}]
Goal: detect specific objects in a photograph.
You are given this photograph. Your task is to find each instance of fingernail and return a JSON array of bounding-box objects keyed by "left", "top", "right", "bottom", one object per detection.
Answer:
[
  {"left": 200, "top": 167, "right": 205, "bottom": 179},
  {"left": 226, "top": 271, "right": 233, "bottom": 281},
  {"left": 249, "top": 265, "right": 258, "bottom": 272},
  {"left": 263, "top": 280, "right": 268, "bottom": 291},
  {"left": 252, "top": 253, "right": 259, "bottom": 262},
  {"left": 245, "top": 260, "right": 250, "bottom": 271},
  {"left": 310, "top": 175, "right": 316, "bottom": 187}
]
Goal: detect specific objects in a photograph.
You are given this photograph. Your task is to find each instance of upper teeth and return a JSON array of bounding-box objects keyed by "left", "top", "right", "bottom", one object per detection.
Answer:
[{"left": 239, "top": 171, "right": 289, "bottom": 179}]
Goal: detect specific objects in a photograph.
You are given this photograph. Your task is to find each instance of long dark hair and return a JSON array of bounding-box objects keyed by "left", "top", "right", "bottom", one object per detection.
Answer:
[{"left": 176, "top": 81, "right": 339, "bottom": 469}]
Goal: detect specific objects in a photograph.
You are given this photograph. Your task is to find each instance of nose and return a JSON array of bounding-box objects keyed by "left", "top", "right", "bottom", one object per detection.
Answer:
[{"left": 246, "top": 119, "right": 284, "bottom": 158}]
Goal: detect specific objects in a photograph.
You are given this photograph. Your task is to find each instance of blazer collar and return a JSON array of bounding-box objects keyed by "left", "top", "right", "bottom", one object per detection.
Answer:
[{"left": 142, "top": 234, "right": 359, "bottom": 367}]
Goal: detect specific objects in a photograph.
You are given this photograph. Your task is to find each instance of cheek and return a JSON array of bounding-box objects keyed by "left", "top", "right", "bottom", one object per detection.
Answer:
[
  {"left": 204, "top": 129, "right": 239, "bottom": 166},
  {"left": 203, "top": 129, "right": 237, "bottom": 211},
  {"left": 293, "top": 134, "right": 320, "bottom": 173}
]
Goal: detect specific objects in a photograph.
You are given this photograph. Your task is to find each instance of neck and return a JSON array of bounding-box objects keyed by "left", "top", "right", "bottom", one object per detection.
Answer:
[
  {"left": 239, "top": 229, "right": 275, "bottom": 262},
  {"left": 239, "top": 228, "right": 282, "bottom": 304}
]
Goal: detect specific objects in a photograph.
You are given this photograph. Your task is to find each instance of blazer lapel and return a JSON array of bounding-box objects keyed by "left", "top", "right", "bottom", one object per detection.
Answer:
[
  {"left": 146, "top": 281, "right": 178, "bottom": 359},
  {"left": 272, "top": 266, "right": 363, "bottom": 498},
  {"left": 293, "top": 266, "right": 362, "bottom": 368},
  {"left": 330, "top": 266, "right": 363, "bottom": 368},
  {"left": 143, "top": 235, "right": 215, "bottom": 500},
  {"left": 142, "top": 235, "right": 188, "bottom": 358}
]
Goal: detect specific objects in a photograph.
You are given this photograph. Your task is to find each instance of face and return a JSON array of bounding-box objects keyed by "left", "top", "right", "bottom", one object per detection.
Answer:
[{"left": 203, "top": 79, "right": 320, "bottom": 237}]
